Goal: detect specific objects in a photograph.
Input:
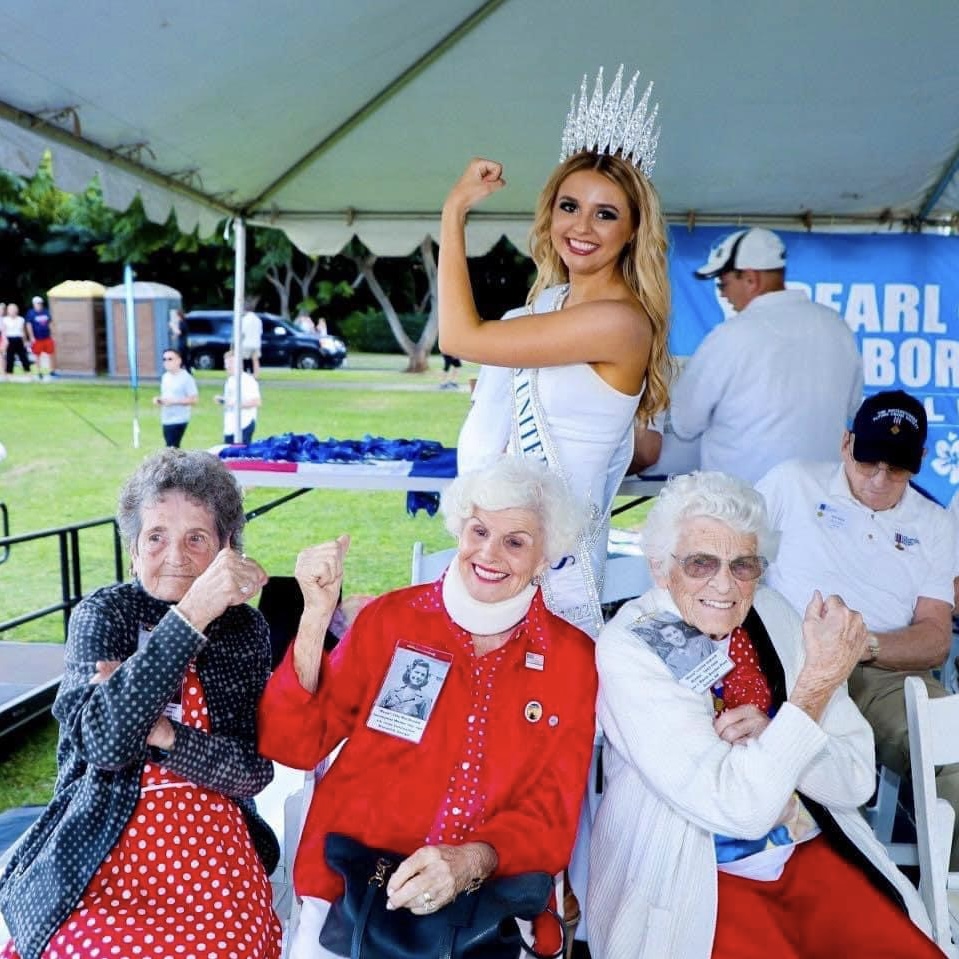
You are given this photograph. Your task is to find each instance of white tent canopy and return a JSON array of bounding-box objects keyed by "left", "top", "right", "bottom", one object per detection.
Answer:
[{"left": 1, "top": 0, "right": 957, "bottom": 256}]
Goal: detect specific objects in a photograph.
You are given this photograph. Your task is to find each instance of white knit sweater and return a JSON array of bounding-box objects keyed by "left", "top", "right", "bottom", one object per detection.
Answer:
[{"left": 586, "top": 586, "right": 932, "bottom": 959}]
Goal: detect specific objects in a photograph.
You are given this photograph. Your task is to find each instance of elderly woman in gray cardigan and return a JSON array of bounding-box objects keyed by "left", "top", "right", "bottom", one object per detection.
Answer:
[
  {"left": 587, "top": 471, "right": 938, "bottom": 959},
  {"left": 0, "top": 449, "right": 281, "bottom": 959}
]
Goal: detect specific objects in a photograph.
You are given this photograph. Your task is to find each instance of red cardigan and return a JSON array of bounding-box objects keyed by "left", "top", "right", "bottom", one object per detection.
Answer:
[{"left": 257, "top": 581, "right": 597, "bottom": 900}]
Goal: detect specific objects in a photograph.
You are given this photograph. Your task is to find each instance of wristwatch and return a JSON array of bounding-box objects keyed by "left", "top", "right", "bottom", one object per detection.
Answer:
[{"left": 866, "top": 633, "right": 880, "bottom": 662}]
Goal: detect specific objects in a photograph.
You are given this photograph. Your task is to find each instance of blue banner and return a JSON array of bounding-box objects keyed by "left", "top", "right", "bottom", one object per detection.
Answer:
[{"left": 668, "top": 227, "right": 959, "bottom": 505}]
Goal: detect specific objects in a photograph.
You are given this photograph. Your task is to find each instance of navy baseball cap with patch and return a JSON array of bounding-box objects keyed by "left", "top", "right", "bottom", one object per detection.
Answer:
[
  {"left": 694, "top": 228, "right": 787, "bottom": 279},
  {"left": 851, "top": 390, "right": 927, "bottom": 474}
]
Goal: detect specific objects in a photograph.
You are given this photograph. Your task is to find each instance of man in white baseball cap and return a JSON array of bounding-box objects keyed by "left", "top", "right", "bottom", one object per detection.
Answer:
[
  {"left": 633, "top": 226, "right": 864, "bottom": 484},
  {"left": 694, "top": 227, "right": 787, "bottom": 284}
]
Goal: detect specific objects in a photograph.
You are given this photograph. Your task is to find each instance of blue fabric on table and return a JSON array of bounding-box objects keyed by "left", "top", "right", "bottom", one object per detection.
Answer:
[
  {"left": 407, "top": 446, "right": 459, "bottom": 517},
  {"left": 217, "top": 433, "right": 458, "bottom": 516}
]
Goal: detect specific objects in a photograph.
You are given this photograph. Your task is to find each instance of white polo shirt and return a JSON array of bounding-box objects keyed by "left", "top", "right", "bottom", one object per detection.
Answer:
[
  {"left": 756, "top": 459, "right": 954, "bottom": 632},
  {"left": 949, "top": 490, "right": 959, "bottom": 577}
]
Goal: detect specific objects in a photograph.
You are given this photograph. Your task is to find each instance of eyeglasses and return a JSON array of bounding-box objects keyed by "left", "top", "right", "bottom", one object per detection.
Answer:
[
  {"left": 672, "top": 553, "right": 768, "bottom": 581},
  {"left": 851, "top": 460, "right": 911, "bottom": 482}
]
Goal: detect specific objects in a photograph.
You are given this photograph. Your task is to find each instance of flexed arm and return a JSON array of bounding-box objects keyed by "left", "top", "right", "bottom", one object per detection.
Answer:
[
  {"left": 438, "top": 157, "right": 506, "bottom": 359},
  {"left": 292, "top": 535, "right": 350, "bottom": 693},
  {"left": 439, "top": 158, "right": 650, "bottom": 374}
]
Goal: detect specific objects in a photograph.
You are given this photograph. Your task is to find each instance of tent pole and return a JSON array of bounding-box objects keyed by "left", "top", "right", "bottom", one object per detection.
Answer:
[
  {"left": 918, "top": 144, "right": 959, "bottom": 224},
  {"left": 231, "top": 219, "right": 246, "bottom": 444}
]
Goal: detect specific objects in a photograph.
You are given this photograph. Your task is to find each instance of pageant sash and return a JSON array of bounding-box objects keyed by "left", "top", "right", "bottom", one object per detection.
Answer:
[{"left": 508, "top": 286, "right": 605, "bottom": 637}]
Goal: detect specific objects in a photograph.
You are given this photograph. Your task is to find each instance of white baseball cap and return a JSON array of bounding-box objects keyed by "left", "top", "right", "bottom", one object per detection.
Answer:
[{"left": 694, "top": 228, "right": 787, "bottom": 279}]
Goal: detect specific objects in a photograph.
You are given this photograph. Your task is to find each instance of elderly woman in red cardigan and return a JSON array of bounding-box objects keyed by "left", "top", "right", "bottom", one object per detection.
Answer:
[{"left": 258, "top": 456, "right": 597, "bottom": 958}]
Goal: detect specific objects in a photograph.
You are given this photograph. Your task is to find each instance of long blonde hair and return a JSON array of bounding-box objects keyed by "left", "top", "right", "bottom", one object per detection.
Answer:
[{"left": 527, "top": 152, "right": 672, "bottom": 423}]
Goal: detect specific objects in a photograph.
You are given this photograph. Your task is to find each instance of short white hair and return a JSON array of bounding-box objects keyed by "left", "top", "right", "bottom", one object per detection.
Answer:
[
  {"left": 642, "top": 471, "right": 778, "bottom": 571},
  {"left": 440, "top": 456, "right": 587, "bottom": 563}
]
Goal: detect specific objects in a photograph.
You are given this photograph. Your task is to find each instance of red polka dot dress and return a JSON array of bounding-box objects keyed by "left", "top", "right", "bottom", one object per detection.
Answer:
[{"left": 1, "top": 664, "right": 281, "bottom": 959}]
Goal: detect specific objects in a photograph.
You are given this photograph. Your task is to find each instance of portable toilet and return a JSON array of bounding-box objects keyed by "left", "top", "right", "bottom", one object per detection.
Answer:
[
  {"left": 103, "top": 281, "right": 182, "bottom": 378},
  {"left": 46, "top": 280, "right": 108, "bottom": 375}
]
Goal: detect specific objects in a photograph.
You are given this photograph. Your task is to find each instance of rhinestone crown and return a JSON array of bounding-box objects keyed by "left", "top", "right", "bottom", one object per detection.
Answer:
[{"left": 559, "top": 65, "right": 660, "bottom": 177}]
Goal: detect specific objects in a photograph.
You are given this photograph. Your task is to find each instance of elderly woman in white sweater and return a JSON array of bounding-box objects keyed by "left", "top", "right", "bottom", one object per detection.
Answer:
[{"left": 587, "top": 471, "right": 938, "bottom": 959}]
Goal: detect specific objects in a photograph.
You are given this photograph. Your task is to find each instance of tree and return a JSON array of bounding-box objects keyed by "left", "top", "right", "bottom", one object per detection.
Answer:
[
  {"left": 245, "top": 227, "right": 320, "bottom": 318},
  {"left": 0, "top": 156, "right": 115, "bottom": 301},
  {"left": 348, "top": 237, "right": 439, "bottom": 373}
]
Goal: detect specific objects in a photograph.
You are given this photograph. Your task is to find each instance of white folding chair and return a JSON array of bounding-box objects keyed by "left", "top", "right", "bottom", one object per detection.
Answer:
[
  {"left": 600, "top": 551, "right": 653, "bottom": 606},
  {"left": 861, "top": 765, "right": 919, "bottom": 866},
  {"left": 277, "top": 744, "right": 345, "bottom": 958},
  {"left": 410, "top": 542, "right": 456, "bottom": 585},
  {"left": 905, "top": 675, "right": 959, "bottom": 955}
]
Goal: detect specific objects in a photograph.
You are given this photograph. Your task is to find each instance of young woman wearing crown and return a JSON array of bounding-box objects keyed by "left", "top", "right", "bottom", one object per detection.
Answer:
[{"left": 440, "top": 66, "right": 672, "bottom": 642}]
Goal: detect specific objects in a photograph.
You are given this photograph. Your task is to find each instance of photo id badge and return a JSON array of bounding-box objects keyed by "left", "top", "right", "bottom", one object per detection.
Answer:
[
  {"left": 630, "top": 612, "right": 733, "bottom": 693},
  {"left": 678, "top": 647, "right": 734, "bottom": 695},
  {"left": 367, "top": 641, "right": 453, "bottom": 744}
]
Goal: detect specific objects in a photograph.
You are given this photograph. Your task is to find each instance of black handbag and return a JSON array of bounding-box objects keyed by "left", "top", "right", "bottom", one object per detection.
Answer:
[{"left": 319, "top": 832, "right": 565, "bottom": 959}]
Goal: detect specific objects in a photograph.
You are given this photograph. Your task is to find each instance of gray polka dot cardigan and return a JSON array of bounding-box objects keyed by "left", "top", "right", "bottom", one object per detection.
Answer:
[{"left": 0, "top": 582, "right": 280, "bottom": 959}]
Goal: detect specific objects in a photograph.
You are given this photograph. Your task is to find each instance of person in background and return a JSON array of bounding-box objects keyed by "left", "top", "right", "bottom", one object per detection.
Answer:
[
  {"left": 168, "top": 307, "right": 191, "bottom": 371},
  {"left": 439, "top": 352, "right": 462, "bottom": 390},
  {"left": 153, "top": 348, "right": 199, "bottom": 448},
  {"left": 294, "top": 311, "right": 317, "bottom": 335},
  {"left": 756, "top": 389, "right": 959, "bottom": 870},
  {"left": 241, "top": 304, "right": 263, "bottom": 377},
  {"left": 216, "top": 349, "right": 261, "bottom": 445},
  {"left": 314, "top": 315, "right": 329, "bottom": 335},
  {"left": 640, "top": 228, "right": 862, "bottom": 484},
  {"left": 0, "top": 449, "right": 280, "bottom": 959},
  {"left": 24, "top": 296, "right": 55, "bottom": 381},
  {"left": 0, "top": 303, "right": 6, "bottom": 376},
  {"left": 589, "top": 470, "right": 938, "bottom": 959},
  {"left": 2, "top": 304, "right": 31, "bottom": 379}
]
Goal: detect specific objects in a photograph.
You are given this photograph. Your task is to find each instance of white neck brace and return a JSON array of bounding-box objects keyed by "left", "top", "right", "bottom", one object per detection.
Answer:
[{"left": 441, "top": 556, "right": 537, "bottom": 636}]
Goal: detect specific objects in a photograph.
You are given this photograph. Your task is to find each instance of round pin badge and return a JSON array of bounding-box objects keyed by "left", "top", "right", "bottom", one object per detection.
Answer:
[{"left": 524, "top": 700, "right": 543, "bottom": 723}]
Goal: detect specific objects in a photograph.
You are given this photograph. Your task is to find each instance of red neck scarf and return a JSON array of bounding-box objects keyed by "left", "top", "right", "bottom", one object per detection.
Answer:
[{"left": 715, "top": 625, "right": 772, "bottom": 714}]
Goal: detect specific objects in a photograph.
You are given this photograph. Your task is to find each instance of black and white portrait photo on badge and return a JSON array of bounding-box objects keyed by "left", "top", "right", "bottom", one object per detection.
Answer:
[
  {"left": 378, "top": 656, "right": 434, "bottom": 719},
  {"left": 367, "top": 642, "right": 452, "bottom": 744},
  {"left": 630, "top": 614, "right": 716, "bottom": 680}
]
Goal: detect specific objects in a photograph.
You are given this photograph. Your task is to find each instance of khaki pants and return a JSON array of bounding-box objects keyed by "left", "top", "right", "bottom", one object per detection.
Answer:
[{"left": 849, "top": 663, "right": 959, "bottom": 870}]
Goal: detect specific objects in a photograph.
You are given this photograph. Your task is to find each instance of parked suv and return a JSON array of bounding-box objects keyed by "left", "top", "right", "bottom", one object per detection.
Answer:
[{"left": 183, "top": 311, "right": 347, "bottom": 371}]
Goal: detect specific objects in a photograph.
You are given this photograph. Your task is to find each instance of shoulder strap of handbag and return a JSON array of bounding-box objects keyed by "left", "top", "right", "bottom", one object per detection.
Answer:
[{"left": 519, "top": 906, "right": 566, "bottom": 959}]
